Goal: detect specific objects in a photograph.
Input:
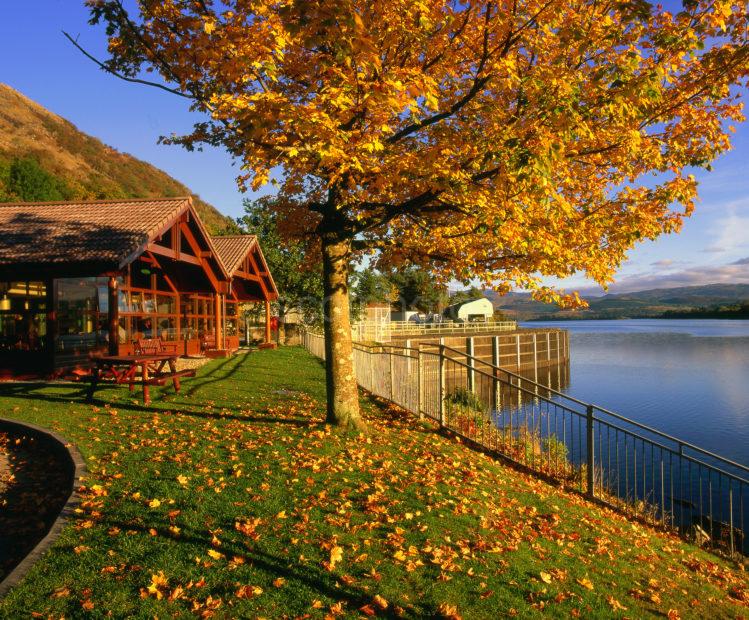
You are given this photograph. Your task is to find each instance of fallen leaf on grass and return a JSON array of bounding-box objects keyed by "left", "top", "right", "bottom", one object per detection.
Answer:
[
  {"left": 576, "top": 576, "right": 594, "bottom": 590},
  {"left": 328, "top": 545, "right": 343, "bottom": 571},
  {"left": 372, "top": 594, "right": 388, "bottom": 610},
  {"left": 606, "top": 595, "right": 627, "bottom": 611},
  {"left": 235, "top": 585, "right": 263, "bottom": 599}
]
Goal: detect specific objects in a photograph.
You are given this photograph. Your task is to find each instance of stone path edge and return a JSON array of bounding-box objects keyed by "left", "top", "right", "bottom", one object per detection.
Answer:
[{"left": 0, "top": 417, "right": 87, "bottom": 599}]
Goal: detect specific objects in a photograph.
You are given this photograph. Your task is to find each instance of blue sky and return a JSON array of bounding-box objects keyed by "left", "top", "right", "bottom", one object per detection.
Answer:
[{"left": 1, "top": 1, "right": 748, "bottom": 295}]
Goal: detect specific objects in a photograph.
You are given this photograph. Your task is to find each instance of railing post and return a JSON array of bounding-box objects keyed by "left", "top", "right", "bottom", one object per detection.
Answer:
[
  {"left": 466, "top": 337, "right": 474, "bottom": 392},
  {"left": 532, "top": 333, "right": 538, "bottom": 385},
  {"left": 516, "top": 334, "right": 521, "bottom": 371},
  {"left": 586, "top": 404, "right": 595, "bottom": 498},
  {"left": 417, "top": 345, "right": 424, "bottom": 420},
  {"left": 439, "top": 343, "right": 446, "bottom": 427}
]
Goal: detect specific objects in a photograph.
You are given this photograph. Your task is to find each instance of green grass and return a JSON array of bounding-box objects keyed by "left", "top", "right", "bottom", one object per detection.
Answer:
[{"left": 0, "top": 347, "right": 746, "bottom": 618}]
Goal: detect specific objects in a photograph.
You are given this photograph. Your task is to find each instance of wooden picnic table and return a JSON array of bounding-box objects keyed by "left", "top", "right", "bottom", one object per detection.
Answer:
[{"left": 86, "top": 353, "right": 195, "bottom": 405}]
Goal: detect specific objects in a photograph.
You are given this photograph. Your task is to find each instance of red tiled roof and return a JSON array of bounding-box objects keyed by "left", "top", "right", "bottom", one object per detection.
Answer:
[
  {"left": 0, "top": 197, "right": 191, "bottom": 267},
  {"left": 210, "top": 235, "right": 258, "bottom": 275},
  {"left": 211, "top": 234, "right": 278, "bottom": 300}
]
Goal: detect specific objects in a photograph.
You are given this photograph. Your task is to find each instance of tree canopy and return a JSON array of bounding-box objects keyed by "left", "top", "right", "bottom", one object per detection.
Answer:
[{"left": 85, "top": 0, "right": 749, "bottom": 427}]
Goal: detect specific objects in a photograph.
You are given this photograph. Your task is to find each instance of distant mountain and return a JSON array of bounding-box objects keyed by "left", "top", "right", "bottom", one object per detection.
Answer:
[
  {"left": 0, "top": 84, "right": 235, "bottom": 234},
  {"left": 486, "top": 284, "right": 749, "bottom": 320}
]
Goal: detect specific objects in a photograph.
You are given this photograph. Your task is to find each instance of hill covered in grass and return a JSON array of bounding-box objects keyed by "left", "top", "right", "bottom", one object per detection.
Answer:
[{"left": 0, "top": 84, "right": 235, "bottom": 234}]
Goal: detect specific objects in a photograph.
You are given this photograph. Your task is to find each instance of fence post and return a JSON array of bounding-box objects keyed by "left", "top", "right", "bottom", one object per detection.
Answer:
[
  {"left": 532, "top": 333, "right": 538, "bottom": 385},
  {"left": 586, "top": 404, "right": 595, "bottom": 498},
  {"left": 417, "top": 345, "right": 424, "bottom": 420},
  {"left": 516, "top": 334, "right": 521, "bottom": 371},
  {"left": 556, "top": 331, "right": 560, "bottom": 365},
  {"left": 389, "top": 347, "right": 394, "bottom": 401},
  {"left": 466, "top": 337, "right": 474, "bottom": 392},
  {"left": 491, "top": 336, "right": 500, "bottom": 411},
  {"left": 439, "top": 343, "right": 446, "bottom": 427}
]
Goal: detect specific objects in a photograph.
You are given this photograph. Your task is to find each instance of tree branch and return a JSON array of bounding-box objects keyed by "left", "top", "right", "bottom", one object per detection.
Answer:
[{"left": 62, "top": 31, "right": 191, "bottom": 99}]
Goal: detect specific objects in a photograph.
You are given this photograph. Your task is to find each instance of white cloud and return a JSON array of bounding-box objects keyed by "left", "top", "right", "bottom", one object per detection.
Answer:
[
  {"left": 651, "top": 259, "right": 674, "bottom": 267},
  {"left": 703, "top": 197, "right": 749, "bottom": 255}
]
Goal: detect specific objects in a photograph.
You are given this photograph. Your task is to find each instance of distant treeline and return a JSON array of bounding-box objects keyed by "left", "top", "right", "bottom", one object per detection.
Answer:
[{"left": 661, "top": 302, "right": 749, "bottom": 319}]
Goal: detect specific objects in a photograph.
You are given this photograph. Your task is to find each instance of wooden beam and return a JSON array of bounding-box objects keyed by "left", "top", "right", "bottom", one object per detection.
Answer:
[
  {"left": 180, "top": 222, "right": 222, "bottom": 293},
  {"left": 234, "top": 269, "right": 262, "bottom": 282},
  {"left": 147, "top": 243, "right": 202, "bottom": 266},
  {"left": 215, "top": 293, "right": 222, "bottom": 350},
  {"left": 108, "top": 276, "right": 119, "bottom": 355},
  {"left": 264, "top": 300, "right": 271, "bottom": 345},
  {"left": 172, "top": 221, "right": 181, "bottom": 261},
  {"left": 145, "top": 252, "right": 180, "bottom": 295},
  {"left": 245, "top": 249, "right": 270, "bottom": 300}
]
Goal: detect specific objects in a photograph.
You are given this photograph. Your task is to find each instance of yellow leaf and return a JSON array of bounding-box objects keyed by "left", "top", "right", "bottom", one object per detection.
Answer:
[
  {"left": 606, "top": 595, "right": 627, "bottom": 611},
  {"left": 373, "top": 594, "right": 389, "bottom": 610},
  {"left": 207, "top": 549, "right": 225, "bottom": 560},
  {"left": 539, "top": 571, "right": 553, "bottom": 584},
  {"left": 148, "top": 498, "right": 161, "bottom": 508},
  {"left": 329, "top": 545, "right": 343, "bottom": 570},
  {"left": 576, "top": 576, "right": 594, "bottom": 590}
]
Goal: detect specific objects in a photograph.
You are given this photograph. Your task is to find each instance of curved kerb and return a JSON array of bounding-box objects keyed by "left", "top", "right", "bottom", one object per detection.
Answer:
[{"left": 0, "top": 417, "right": 86, "bottom": 599}]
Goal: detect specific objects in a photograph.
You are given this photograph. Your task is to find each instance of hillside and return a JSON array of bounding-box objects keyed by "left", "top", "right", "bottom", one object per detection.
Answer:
[
  {"left": 0, "top": 84, "right": 235, "bottom": 234},
  {"left": 486, "top": 284, "right": 749, "bottom": 320}
]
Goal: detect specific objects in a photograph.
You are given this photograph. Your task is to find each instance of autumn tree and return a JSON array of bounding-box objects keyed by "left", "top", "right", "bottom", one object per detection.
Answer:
[{"left": 81, "top": 0, "right": 748, "bottom": 430}]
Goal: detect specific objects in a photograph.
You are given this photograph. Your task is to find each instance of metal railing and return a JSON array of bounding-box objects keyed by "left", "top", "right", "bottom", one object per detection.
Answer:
[
  {"left": 302, "top": 330, "right": 748, "bottom": 556},
  {"left": 352, "top": 319, "right": 518, "bottom": 342}
]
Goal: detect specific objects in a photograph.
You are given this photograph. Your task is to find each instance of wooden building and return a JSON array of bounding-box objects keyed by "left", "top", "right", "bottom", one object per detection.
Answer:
[{"left": 0, "top": 197, "right": 277, "bottom": 375}]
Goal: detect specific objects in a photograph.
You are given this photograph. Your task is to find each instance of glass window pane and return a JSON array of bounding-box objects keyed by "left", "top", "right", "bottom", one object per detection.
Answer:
[{"left": 157, "top": 294, "right": 176, "bottom": 315}]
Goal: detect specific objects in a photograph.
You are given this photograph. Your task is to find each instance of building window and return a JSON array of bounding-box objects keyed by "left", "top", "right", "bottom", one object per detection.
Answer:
[
  {"left": 54, "top": 278, "right": 108, "bottom": 357},
  {"left": 0, "top": 281, "right": 47, "bottom": 353}
]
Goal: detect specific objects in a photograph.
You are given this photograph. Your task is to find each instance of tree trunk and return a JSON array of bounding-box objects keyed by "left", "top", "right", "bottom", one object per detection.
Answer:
[{"left": 321, "top": 233, "right": 364, "bottom": 431}]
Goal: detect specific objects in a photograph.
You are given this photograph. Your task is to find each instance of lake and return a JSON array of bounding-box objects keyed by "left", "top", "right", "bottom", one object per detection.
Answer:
[{"left": 523, "top": 319, "right": 749, "bottom": 466}]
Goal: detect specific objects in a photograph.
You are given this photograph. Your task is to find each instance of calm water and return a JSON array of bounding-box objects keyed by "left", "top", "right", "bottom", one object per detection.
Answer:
[{"left": 523, "top": 319, "right": 749, "bottom": 465}]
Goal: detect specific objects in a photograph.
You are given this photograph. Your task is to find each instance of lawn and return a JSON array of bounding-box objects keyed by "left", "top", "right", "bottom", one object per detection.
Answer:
[{"left": 0, "top": 347, "right": 746, "bottom": 618}]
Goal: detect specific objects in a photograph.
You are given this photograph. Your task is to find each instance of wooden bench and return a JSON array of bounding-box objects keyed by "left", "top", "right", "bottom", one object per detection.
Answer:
[
  {"left": 134, "top": 338, "right": 178, "bottom": 356},
  {"left": 86, "top": 353, "right": 196, "bottom": 405},
  {"left": 201, "top": 334, "right": 216, "bottom": 353}
]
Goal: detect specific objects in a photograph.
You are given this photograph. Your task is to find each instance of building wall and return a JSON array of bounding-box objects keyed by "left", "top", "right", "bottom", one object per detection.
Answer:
[{"left": 456, "top": 298, "right": 494, "bottom": 320}]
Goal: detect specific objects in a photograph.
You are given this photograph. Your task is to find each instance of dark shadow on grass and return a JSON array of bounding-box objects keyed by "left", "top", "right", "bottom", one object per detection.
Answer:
[
  {"left": 0, "top": 379, "right": 319, "bottom": 428},
  {"left": 183, "top": 351, "right": 251, "bottom": 397},
  {"left": 83, "top": 516, "right": 412, "bottom": 618}
]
